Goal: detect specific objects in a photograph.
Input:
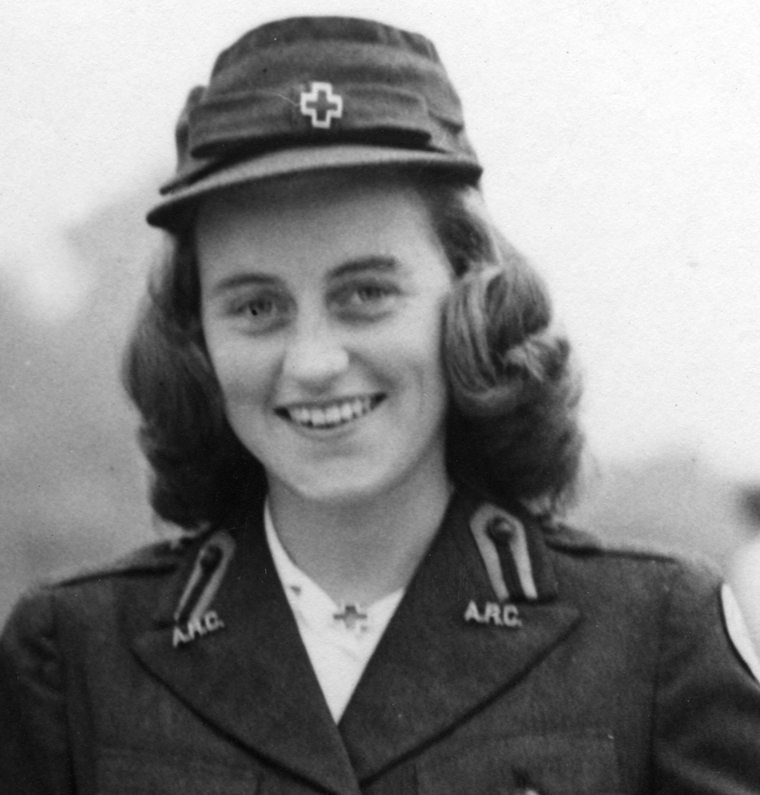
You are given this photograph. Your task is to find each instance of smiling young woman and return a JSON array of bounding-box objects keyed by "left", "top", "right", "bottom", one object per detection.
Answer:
[
  {"left": 197, "top": 174, "right": 452, "bottom": 506},
  {"left": 197, "top": 172, "right": 455, "bottom": 604},
  {"left": 2, "top": 15, "right": 759, "bottom": 795}
]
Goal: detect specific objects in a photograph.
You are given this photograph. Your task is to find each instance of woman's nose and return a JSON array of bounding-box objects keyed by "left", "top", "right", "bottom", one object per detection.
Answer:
[{"left": 281, "top": 319, "right": 350, "bottom": 387}]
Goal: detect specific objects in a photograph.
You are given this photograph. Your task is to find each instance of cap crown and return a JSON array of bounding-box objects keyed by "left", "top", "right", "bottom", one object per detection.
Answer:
[{"left": 164, "top": 16, "right": 479, "bottom": 193}]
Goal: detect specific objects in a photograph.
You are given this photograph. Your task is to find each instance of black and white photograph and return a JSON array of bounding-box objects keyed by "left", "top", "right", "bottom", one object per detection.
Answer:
[{"left": 2, "top": 1, "right": 760, "bottom": 792}]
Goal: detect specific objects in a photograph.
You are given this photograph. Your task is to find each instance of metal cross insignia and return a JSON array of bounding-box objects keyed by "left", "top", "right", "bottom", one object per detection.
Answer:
[
  {"left": 333, "top": 603, "right": 368, "bottom": 631},
  {"left": 300, "top": 82, "right": 344, "bottom": 129}
]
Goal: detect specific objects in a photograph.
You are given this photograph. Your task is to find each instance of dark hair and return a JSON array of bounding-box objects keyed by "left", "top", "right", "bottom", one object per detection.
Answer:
[
  {"left": 123, "top": 173, "right": 582, "bottom": 530},
  {"left": 419, "top": 180, "right": 583, "bottom": 513}
]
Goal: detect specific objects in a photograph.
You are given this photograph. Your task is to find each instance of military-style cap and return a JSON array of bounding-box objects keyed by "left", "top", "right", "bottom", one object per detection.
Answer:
[{"left": 147, "top": 16, "right": 482, "bottom": 229}]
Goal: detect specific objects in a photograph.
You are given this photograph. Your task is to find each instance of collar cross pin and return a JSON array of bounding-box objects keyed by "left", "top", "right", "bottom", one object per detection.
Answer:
[
  {"left": 333, "top": 603, "right": 368, "bottom": 631},
  {"left": 300, "top": 82, "right": 343, "bottom": 129}
]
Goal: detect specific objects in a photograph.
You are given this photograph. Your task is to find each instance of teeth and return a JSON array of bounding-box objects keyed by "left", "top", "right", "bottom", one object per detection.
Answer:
[
  {"left": 284, "top": 397, "right": 378, "bottom": 429},
  {"left": 291, "top": 407, "right": 311, "bottom": 425}
]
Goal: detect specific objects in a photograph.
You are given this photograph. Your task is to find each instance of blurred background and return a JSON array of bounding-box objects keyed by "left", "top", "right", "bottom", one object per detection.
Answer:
[{"left": 2, "top": 1, "right": 759, "bottom": 646}]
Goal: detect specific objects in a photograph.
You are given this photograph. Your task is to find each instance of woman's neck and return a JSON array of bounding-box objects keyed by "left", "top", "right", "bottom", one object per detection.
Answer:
[{"left": 267, "top": 469, "right": 452, "bottom": 607}]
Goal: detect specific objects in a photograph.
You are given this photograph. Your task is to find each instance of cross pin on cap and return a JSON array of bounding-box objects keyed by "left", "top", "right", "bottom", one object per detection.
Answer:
[{"left": 300, "top": 82, "right": 343, "bottom": 129}]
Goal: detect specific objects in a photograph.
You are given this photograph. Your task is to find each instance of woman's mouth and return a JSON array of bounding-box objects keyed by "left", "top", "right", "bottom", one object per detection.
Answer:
[{"left": 277, "top": 395, "right": 385, "bottom": 430}]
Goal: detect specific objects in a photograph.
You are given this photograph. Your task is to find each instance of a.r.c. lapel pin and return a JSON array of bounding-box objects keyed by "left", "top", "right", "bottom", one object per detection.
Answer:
[
  {"left": 171, "top": 529, "right": 235, "bottom": 648},
  {"left": 464, "top": 502, "right": 549, "bottom": 629},
  {"left": 464, "top": 599, "right": 522, "bottom": 628},
  {"left": 172, "top": 610, "right": 225, "bottom": 648}
]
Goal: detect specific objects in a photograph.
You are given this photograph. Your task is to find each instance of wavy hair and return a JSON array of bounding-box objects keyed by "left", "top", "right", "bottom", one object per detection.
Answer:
[{"left": 123, "top": 175, "right": 582, "bottom": 530}]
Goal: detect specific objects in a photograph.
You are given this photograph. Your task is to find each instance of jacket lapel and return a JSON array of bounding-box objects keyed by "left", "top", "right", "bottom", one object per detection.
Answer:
[
  {"left": 338, "top": 494, "right": 582, "bottom": 782},
  {"left": 132, "top": 510, "right": 361, "bottom": 795}
]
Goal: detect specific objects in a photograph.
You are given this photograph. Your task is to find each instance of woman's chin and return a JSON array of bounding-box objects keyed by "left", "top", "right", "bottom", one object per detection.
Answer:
[{"left": 270, "top": 467, "right": 400, "bottom": 508}]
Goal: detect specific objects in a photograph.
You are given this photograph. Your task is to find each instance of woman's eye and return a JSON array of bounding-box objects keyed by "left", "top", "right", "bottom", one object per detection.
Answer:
[
  {"left": 245, "top": 296, "right": 277, "bottom": 317},
  {"left": 335, "top": 281, "right": 399, "bottom": 316},
  {"left": 352, "top": 284, "right": 389, "bottom": 302},
  {"left": 229, "top": 292, "right": 290, "bottom": 331}
]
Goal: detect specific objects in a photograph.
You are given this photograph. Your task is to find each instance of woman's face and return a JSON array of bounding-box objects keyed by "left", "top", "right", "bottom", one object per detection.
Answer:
[{"left": 197, "top": 172, "right": 453, "bottom": 505}]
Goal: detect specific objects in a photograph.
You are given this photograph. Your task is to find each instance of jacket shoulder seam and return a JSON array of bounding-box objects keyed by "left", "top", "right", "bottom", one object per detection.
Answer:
[
  {"left": 543, "top": 523, "right": 687, "bottom": 564},
  {"left": 34, "top": 538, "right": 193, "bottom": 590}
]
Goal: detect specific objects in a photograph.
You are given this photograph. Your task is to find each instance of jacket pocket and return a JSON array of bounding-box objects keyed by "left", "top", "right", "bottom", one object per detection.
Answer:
[
  {"left": 416, "top": 732, "right": 622, "bottom": 795},
  {"left": 96, "top": 747, "right": 262, "bottom": 794}
]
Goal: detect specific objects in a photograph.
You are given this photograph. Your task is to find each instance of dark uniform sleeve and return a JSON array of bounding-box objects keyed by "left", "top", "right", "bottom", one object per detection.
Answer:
[
  {"left": 0, "top": 588, "right": 76, "bottom": 794},
  {"left": 654, "top": 560, "right": 760, "bottom": 794}
]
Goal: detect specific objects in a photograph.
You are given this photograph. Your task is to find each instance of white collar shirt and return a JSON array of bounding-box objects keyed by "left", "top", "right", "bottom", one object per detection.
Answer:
[{"left": 264, "top": 503, "right": 405, "bottom": 722}]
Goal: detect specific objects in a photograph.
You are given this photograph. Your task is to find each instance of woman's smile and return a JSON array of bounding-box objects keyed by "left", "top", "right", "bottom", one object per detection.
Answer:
[
  {"left": 276, "top": 394, "right": 386, "bottom": 432},
  {"left": 197, "top": 170, "right": 453, "bottom": 505}
]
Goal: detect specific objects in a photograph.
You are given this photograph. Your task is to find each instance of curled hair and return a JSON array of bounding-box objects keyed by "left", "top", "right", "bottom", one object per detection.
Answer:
[
  {"left": 442, "top": 241, "right": 582, "bottom": 512},
  {"left": 123, "top": 233, "right": 263, "bottom": 530},
  {"left": 124, "top": 175, "right": 582, "bottom": 530},
  {"left": 418, "top": 181, "right": 582, "bottom": 512}
]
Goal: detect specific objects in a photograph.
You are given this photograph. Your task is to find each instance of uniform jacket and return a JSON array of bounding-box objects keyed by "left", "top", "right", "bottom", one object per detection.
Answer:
[{"left": 1, "top": 491, "right": 760, "bottom": 794}]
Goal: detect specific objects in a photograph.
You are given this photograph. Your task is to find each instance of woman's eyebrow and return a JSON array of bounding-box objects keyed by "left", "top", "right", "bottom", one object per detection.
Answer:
[
  {"left": 209, "top": 273, "right": 280, "bottom": 296},
  {"left": 328, "top": 257, "right": 400, "bottom": 280}
]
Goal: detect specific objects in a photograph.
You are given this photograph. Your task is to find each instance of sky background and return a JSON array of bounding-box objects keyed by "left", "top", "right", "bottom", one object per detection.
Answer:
[{"left": 3, "top": 0, "right": 760, "bottom": 481}]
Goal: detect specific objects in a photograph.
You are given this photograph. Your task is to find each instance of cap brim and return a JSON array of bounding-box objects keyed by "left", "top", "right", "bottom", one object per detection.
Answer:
[{"left": 146, "top": 143, "right": 482, "bottom": 230}]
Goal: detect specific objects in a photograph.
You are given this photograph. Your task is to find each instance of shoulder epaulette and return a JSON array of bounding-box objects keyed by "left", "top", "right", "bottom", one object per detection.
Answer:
[
  {"left": 42, "top": 535, "right": 193, "bottom": 589},
  {"left": 543, "top": 521, "right": 684, "bottom": 563},
  {"left": 542, "top": 522, "right": 605, "bottom": 553}
]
